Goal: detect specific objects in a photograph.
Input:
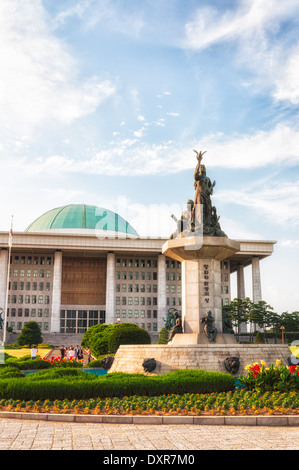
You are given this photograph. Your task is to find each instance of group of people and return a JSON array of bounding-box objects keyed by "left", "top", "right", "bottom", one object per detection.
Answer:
[{"left": 60, "top": 345, "right": 90, "bottom": 362}]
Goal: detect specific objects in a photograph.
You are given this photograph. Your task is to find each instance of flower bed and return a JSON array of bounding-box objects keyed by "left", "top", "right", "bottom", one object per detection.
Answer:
[
  {"left": 0, "top": 390, "right": 299, "bottom": 416},
  {"left": 238, "top": 360, "right": 299, "bottom": 392}
]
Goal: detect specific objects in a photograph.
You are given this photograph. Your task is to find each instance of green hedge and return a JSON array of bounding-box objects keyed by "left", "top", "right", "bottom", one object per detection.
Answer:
[
  {"left": 81, "top": 322, "right": 149, "bottom": 358},
  {"left": 0, "top": 369, "right": 235, "bottom": 401},
  {"left": 108, "top": 327, "right": 151, "bottom": 353}
]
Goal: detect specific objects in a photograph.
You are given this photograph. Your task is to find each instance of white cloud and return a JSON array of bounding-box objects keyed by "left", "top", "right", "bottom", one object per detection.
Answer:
[
  {"left": 0, "top": 0, "right": 116, "bottom": 137},
  {"left": 54, "top": 0, "right": 144, "bottom": 36},
  {"left": 184, "top": 0, "right": 298, "bottom": 51},
  {"left": 215, "top": 180, "right": 299, "bottom": 226},
  {"left": 183, "top": 0, "right": 299, "bottom": 105},
  {"left": 5, "top": 122, "right": 299, "bottom": 178}
]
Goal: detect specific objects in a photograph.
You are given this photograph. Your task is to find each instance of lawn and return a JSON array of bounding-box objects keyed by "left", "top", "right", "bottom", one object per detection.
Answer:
[{"left": 3, "top": 347, "right": 52, "bottom": 360}]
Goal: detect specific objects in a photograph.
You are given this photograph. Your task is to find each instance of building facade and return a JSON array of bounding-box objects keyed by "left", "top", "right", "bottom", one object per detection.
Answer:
[{"left": 0, "top": 204, "right": 275, "bottom": 343}]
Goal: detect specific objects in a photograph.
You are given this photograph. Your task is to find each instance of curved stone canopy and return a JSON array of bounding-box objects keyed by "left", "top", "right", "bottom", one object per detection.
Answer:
[{"left": 24, "top": 204, "right": 139, "bottom": 237}]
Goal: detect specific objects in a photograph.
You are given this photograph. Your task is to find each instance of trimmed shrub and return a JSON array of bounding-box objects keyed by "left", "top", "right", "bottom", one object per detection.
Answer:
[
  {"left": 17, "top": 321, "right": 42, "bottom": 347},
  {"left": 108, "top": 326, "right": 151, "bottom": 353},
  {"left": 0, "top": 368, "right": 235, "bottom": 401},
  {"left": 0, "top": 367, "right": 25, "bottom": 379},
  {"left": 158, "top": 328, "right": 169, "bottom": 344},
  {"left": 81, "top": 322, "right": 142, "bottom": 357}
]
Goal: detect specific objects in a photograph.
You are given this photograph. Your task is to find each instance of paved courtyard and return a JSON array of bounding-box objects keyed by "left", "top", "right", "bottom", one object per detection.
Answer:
[{"left": 0, "top": 418, "right": 298, "bottom": 450}]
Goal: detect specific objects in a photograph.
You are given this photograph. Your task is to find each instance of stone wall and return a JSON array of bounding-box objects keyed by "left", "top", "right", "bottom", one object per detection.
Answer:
[{"left": 109, "top": 343, "right": 292, "bottom": 376}]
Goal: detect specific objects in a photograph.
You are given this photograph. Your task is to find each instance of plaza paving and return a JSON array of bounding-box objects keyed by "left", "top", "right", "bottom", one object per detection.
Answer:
[{"left": 0, "top": 417, "right": 298, "bottom": 450}]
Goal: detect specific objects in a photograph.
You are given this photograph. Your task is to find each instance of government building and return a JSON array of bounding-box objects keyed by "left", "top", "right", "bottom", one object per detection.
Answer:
[{"left": 0, "top": 204, "right": 275, "bottom": 343}]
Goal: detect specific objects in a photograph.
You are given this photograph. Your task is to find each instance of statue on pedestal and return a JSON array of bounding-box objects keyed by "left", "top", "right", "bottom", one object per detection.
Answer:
[
  {"left": 168, "top": 310, "right": 183, "bottom": 342},
  {"left": 201, "top": 310, "right": 217, "bottom": 342},
  {"left": 170, "top": 150, "right": 227, "bottom": 239}
]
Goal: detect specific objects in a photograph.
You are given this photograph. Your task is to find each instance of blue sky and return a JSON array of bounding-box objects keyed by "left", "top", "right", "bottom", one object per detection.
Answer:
[{"left": 1, "top": 0, "right": 299, "bottom": 314}]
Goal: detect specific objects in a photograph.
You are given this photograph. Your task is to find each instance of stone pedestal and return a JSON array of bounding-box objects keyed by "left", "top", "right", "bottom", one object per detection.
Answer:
[
  {"left": 162, "top": 236, "right": 240, "bottom": 344},
  {"left": 109, "top": 343, "right": 291, "bottom": 376}
]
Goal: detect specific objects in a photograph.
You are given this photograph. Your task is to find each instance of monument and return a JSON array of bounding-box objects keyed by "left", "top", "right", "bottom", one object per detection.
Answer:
[
  {"left": 163, "top": 149, "right": 239, "bottom": 345},
  {"left": 109, "top": 150, "right": 291, "bottom": 376}
]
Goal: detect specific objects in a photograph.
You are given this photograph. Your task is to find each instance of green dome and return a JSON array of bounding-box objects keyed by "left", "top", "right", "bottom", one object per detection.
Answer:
[{"left": 25, "top": 204, "right": 139, "bottom": 236}]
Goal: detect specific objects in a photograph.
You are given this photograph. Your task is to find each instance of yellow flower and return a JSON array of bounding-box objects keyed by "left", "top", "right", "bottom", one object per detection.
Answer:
[
  {"left": 276, "top": 359, "right": 281, "bottom": 366},
  {"left": 245, "top": 365, "right": 251, "bottom": 370},
  {"left": 260, "top": 360, "right": 266, "bottom": 366}
]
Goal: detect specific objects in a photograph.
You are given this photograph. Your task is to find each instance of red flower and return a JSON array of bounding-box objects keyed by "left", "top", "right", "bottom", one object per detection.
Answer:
[{"left": 289, "top": 365, "right": 296, "bottom": 374}]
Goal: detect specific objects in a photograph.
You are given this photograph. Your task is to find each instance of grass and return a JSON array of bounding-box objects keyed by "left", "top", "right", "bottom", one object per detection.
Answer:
[{"left": 3, "top": 348, "right": 52, "bottom": 360}]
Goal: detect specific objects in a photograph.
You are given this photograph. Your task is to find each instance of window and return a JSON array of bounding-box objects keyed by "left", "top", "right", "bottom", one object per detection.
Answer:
[
  {"left": 18, "top": 295, "right": 23, "bottom": 304},
  {"left": 45, "top": 296, "right": 50, "bottom": 304},
  {"left": 38, "top": 295, "right": 43, "bottom": 304},
  {"left": 12, "top": 282, "right": 17, "bottom": 290},
  {"left": 44, "top": 309, "right": 49, "bottom": 317},
  {"left": 31, "top": 309, "right": 36, "bottom": 316},
  {"left": 38, "top": 309, "right": 43, "bottom": 317},
  {"left": 25, "top": 295, "right": 30, "bottom": 304},
  {"left": 40, "top": 269, "right": 44, "bottom": 278}
]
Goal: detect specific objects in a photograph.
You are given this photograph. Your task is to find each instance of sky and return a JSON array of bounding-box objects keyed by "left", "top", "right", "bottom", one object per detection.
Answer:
[{"left": 0, "top": 0, "right": 299, "bottom": 314}]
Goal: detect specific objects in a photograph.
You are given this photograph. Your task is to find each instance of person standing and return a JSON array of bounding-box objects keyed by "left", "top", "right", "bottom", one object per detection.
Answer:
[
  {"left": 31, "top": 345, "right": 38, "bottom": 360},
  {"left": 60, "top": 345, "right": 66, "bottom": 360},
  {"left": 86, "top": 347, "right": 91, "bottom": 365}
]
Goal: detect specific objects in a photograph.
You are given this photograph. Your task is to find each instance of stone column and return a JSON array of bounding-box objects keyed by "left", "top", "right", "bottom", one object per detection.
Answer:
[
  {"left": 157, "top": 254, "right": 167, "bottom": 332},
  {"left": 237, "top": 263, "right": 248, "bottom": 333},
  {"left": 51, "top": 250, "right": 62, "bottom": 333},
  {"left": 237, "top": 264, "right": 245, "bottom": 299},
  {"left": 0, "top": 249, "right": 9, "bottom": 316},
  {"left": 199, "top": 259, "right": 222, "bottom": 334},
  {"left": 182, "top": 258, "right": 222, "bottom": 335},
  {"left": 105, "top": 252, "right": 116, "bottom": 325},
  {"left": 252, "top": 256, "right": 262, "bottom": 302}
]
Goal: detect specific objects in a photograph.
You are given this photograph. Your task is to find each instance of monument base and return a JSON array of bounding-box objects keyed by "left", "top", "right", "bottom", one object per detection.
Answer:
[
  {"left": 109, "top": 343, "right": 291, "bottom": 376},
  {"left": 169, "top": 333, "right": 237, "bottom": 345}
]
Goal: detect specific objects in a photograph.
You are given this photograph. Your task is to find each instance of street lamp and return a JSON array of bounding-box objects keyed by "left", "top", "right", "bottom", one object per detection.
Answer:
[{"left": 281, "top": 325, "right": 285, "bottom": 344}]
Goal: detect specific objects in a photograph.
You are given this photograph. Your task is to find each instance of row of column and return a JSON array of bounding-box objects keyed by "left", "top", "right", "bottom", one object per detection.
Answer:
[{"left": 236, "top": 256, "right": 262, "bottom": 302}]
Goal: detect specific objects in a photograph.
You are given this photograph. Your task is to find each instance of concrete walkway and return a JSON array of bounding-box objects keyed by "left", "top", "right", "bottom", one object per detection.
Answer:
[{"left": 0, "top": 417, "right": 298, "bottom": 450}]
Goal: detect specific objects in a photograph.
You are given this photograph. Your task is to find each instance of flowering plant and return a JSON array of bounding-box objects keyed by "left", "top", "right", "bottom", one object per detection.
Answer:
[{"left": 239, "top": 360, "right": 299, "bottom": 393}]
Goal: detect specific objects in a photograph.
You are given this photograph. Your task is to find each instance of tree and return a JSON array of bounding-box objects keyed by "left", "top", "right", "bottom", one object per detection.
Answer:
[
  {"left": 158, "top": 328, "right": 169, "bottom": 344},
  {"left": 222, "top": 297, "right": 252, "bottom": 341},
  {"left": 17, "top": 321, "right": 42, "bottom": 347}
]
